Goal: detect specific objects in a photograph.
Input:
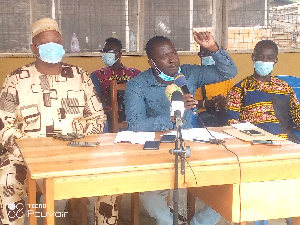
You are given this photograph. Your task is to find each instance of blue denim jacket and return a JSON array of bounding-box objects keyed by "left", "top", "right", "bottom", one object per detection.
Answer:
[{"left": 124, "top": 49, "right": 237, "bottom": 132}]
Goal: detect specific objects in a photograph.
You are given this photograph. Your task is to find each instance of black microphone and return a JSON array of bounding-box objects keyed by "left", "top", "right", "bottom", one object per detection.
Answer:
[
  {"left": 174, "top": 73, "right": 199, "bottom": 113},
  {"left": 171, "top": 91, "right": 184, "bottom": 128},
  {"left": 165, "top": 84, "right": 182, "bottom": 101},
  {"left": 174, "top": 73, "right": 190, "bottom": 94},
  {"left": 171, "top": 91, "right": 184, "bottom": 118}
]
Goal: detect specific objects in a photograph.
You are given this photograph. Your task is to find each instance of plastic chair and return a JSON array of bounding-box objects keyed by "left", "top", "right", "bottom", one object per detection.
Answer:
[
  {"left": 275, "top": 75, "right": 300, "bottom": 100},
  {"left": 275, "top": 75, "right": 300, "bottom": 138}
]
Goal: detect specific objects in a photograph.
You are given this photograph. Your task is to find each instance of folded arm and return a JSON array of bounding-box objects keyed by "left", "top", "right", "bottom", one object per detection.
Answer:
[
  {"left": 0, "top": 76, "right": 29, "bottom": 147},
  {"left": 72, "top": 71, "right": 107, "bottom": 135}
]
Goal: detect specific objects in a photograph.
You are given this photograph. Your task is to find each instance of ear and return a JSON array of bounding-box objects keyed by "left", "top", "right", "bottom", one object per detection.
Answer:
[
  {"left": 251, "top": 53, "right": 254, "bottom": 62},
  {"left": 116, "top": 51, "right": 122, "bottom": 60},
  {"left": 30, "top": 43, "right": 39, "bottom": 56},
  {"left": 274, "top": 57, "right": 278, "bottom": 65},
  {"left": 148, "top": 58, "right": 154, "bottom": 67},
  {"left": 30, "top": 43, "right": 35, "bottom": 53},
  {"left": 117, "top": 51, "right": 122, "bottom": 57}
]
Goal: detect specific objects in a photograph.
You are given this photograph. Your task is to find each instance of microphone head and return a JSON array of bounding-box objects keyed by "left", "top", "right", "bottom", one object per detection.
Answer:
[
  {"left": 174, "top": 73, "right": 187, "bottom": 87},
  {"left": 165, "top": 84, "right": 182, "bottom": 101},
  {"left": 171, "top": 91, "right": 183, "bottom": 101},
  {"left": 170, "top": 90, "right": 184, "bottom": 117}
]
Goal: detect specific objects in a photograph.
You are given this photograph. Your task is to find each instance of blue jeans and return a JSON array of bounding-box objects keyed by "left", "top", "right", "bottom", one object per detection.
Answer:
[
  {"left": 190, "top": 204, "right": 222, "bottom": 225},
  {"left": 140, "top": 190, "right": 221, "bottom": 225}
]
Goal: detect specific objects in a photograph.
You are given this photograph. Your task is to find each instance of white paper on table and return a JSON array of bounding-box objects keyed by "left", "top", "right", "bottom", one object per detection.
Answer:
[
  {"left": 164, "top": 128, "right": 233, "bottom": 142},
  {"left": 114, "top": 131, "right": 155, "bottom": 144}
]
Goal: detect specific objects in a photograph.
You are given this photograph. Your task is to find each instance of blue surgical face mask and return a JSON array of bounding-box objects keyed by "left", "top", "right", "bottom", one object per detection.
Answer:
[
  {"left": 151, "top": 60, "right": 181, "bottom": 82},
  {"left": 254, "top": 61, "right": 274, "bottom": 76},
  {"left": 158, "top": 72, "right": 175, "bottom": 81},
  {"left": 102, "top": 52, "right": 118, "bottom": 67},
  {"left": 38, "top": 42, "right": 65, "bottom": 64},
  {"left": 201, "top": 56, "right": 215, "bottom": 66}
]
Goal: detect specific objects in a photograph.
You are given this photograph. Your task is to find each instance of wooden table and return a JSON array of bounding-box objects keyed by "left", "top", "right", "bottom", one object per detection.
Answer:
[
  {"left": 17, "top": 128, "right": 300, "bottom": 225},
  {"left": 188, "top": 127, "right": 300, "bottom": 224}
]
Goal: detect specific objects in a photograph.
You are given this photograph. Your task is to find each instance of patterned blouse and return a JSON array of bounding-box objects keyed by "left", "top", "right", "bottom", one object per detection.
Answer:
[{"left": 227, "top": 75, "right": 300, "bottom": 139}]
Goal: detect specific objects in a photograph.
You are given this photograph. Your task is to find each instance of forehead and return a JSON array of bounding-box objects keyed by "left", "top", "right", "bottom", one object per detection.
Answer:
[
  {"left": 32, "top": 30, "right": 62, "bottom": 44},
  {"left": 152, "top": 41, "right": 175, "bottom": 56},
  {"left": 254, "top": 45, "right": 276, "bottom": 55},
  {"left": 103, "top": 41, "right": 119, "bottom": 50}
]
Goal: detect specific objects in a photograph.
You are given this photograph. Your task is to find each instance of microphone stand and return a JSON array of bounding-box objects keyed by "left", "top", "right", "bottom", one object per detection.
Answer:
[{"left": 169, "top": 110, "right": 191, "bottom": 225}]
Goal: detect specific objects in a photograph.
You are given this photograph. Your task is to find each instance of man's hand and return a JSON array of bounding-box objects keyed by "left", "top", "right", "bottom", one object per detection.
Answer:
[
  {"left": 212, "top": 95, "right": 226, "bottom": 109},
  {"left": 193, "top": 31, "right": 219, "bottom": 53},
  {"left": 183, "top": 94, "right": 198, "bottom": 110}
]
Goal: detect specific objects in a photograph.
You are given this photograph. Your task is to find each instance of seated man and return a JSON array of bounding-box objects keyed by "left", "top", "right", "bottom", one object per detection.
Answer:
[
  {"left": 194, "top": 46, "right": 234, "bottom": 127},
  {"left": 90, "top": 37, "right": 140, "bottom": 131},
  {"left": 90, "top": 37, "right": 140, "bottom": 224},
  {"left": 0, "top": 18, "right": 106, "bottom": 225},
  {"left": 226, "top": 40, "right": 300, "bottom": 143},
  {"left": 124, "top": 32, "right": 237, "bottom": 225}
]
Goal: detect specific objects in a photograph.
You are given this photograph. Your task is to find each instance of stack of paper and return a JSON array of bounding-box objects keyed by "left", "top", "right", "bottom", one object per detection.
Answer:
[
  {"left": 165, "top": 128, "right": 233, "bottom": 142},
  {"left": 114, "top": 131, "right": 155, "bottom": 144}
]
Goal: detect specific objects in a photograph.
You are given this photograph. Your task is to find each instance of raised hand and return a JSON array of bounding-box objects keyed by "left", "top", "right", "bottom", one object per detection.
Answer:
[{"left": 193, "top": 31, "right": 219, "bottom": 53}]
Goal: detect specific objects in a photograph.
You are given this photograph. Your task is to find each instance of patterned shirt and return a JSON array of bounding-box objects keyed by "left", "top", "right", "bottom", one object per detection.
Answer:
[
  {"left": 90, "top": 64, "right": 140, "bottom": 105},
  {"left": 0, "top": 62, "right": 106, "bottom": 149},
  {"left": 227, "top": 75, "right": 300, "bottom": 139}
]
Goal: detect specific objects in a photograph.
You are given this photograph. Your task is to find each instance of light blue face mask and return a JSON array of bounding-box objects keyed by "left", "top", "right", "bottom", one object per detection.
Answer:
[
  {"left": 201, "top": 56, "right": 215, "bottom": 66},
  {"left": 152, "top": 59, "right": 181, "bottom": 81},
  {"left": 38, "top": 42, "right": 65, "bottom": 64},
  {"left": 158, "top": 72, "right": 175, "bottom": 81},
  {"left": 254, "top": 61, "right": 274, "bottom": 76},
  {"left": 102, "top": 52, "right": 118, "bottom": 67}
]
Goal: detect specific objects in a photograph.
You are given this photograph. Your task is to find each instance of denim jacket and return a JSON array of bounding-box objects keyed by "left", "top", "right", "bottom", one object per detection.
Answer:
[{"left": 124, "top": 48, "right": 237, "bottom": 132}]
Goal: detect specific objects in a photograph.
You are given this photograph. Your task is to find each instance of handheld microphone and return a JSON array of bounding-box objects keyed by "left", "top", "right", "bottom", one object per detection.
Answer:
[
  {"left": 171, "top": 91, "right": 184, "bottom": 128},
  {"left": 173, "top": 73, "right": 199, "bottom": 113},
  {"left": 170, "top": 91, "right": 184, "bottom": 117},
  {"left": 173, "top": 73, "right": 190, "bottom": 94},
  {"left": 165, "top": 84, "right": 185, "bottom": 117},
  {"left": 165, "top": 84, "right": 182, "bottom": 101}
]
